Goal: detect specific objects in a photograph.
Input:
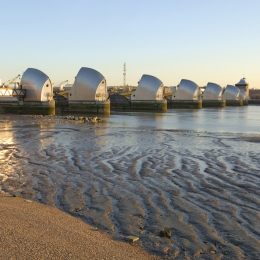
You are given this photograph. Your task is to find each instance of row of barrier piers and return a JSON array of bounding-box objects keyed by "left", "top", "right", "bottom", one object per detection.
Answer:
[{"left": 0, "top": 96, "right": 252, "bottom": 116}]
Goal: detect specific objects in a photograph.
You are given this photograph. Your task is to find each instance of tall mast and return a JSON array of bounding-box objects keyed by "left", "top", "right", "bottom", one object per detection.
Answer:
[{"left": 123, "top": 62, "right": 126, "bottom": 91}]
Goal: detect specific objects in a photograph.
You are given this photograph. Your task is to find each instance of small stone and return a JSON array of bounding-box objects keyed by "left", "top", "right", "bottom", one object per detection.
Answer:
[
  {"left": 89, "top": 227, "right": 98, "bottom": 231},
  {"left": 210, "top": 250, "right": 216, "bottom": 255},
  {"left": 25, "top": 200, "right": 32, "bottom": 203},
  {"left": 125, "top": 236, "right": 139, "bottom": 243},
  {"left": 159, "top": 229, "right": 172, "bottom": 238}
]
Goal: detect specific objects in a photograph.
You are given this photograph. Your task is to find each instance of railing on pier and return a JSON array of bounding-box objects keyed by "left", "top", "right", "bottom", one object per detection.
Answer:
[{"left": 0, "top": 88, "right": 26, "bottom": 98}]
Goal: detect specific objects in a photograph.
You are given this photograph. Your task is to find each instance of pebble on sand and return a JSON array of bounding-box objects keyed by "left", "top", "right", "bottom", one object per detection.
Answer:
[
  {"left": 125, "top": 236, "right": 139, "bottom": 243},
  {"left": 89, "top": 227, "right": 99, "bottom": 231},
  {"left": 159, "top": 229, "right": 172, "bottom": 238}
]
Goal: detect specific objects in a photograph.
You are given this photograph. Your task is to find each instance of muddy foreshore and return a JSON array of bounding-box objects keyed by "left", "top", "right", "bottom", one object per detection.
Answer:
[{"left": 1, "top": 114, "right": 260, "bottom": 259}]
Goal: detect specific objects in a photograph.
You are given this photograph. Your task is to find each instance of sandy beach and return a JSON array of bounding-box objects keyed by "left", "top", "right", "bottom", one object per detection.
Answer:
[
  {"left": 1, "top": 113, "right": 260, "bottom": 259},
  {"left": 0, "top": 192, "right": 160, "bottom": 259}
]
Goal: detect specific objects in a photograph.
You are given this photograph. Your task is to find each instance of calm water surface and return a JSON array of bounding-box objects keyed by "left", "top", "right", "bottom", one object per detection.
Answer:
[{"left": 103, "top": 106, "right": 260, "bottom": 134}]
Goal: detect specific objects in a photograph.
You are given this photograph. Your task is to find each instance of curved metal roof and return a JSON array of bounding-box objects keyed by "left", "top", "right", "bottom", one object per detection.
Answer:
[
  {"left": 222, "top": 85, "right": 240, "bottom": 100},
  {"left": 69, "top": 67, "right": 106, "bottom": 101},
  {"left": 235, "top": 77, "right": 248, "bottom": 86},
  {"left": 239, "top": 89, "right": 246, "bottom": 100},
  {"left": 173, "top": 79, "right": 199, "bottom": 100},
  {"left": 131, "top": 74, "right": 164, "bottom": 100},
  {"left": 20, "top": 68, "right": 51, "bottom": 101},
  {"left": 202, "top": 82, "right": 223, "bottom": 100}
]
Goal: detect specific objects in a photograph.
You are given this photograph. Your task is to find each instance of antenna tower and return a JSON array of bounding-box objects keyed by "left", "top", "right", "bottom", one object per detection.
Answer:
[{"left": 123, "top": 62, "right": 126, "bottom": 91}]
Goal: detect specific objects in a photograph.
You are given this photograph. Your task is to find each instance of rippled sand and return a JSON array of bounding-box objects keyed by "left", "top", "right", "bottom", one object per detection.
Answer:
[{"left": 1, "top": 115, "right": 260, "bottom": 259}]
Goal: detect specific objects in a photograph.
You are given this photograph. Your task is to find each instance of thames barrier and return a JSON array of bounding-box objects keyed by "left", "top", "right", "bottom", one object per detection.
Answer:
[{"left": 0, "top": 67, "right": 250, "bottom": 115}]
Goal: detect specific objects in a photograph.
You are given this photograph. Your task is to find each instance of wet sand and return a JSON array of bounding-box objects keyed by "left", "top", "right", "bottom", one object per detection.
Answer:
[{"left": 1, "top": 114, "right": 260, "bottom": 259}]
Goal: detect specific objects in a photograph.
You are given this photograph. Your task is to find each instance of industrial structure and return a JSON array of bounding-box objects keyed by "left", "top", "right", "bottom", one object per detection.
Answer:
[
  {"left": 20, "top": 68, "right": 53, "bottom": 102},
  {"left": 170, "top": 79, "right": 202, "bottom": 108},
  {"left": 0, "top": 68, "right": 55, "bottom": 115},
  {"left": 201, "top": 82, "right": 226, "bottom": 107},
  {"left": 235, "top": 77, "right": 249, "bottom": 97},
  {"left": 0, "top": 66, "right": 254, "bottom": 114},
  {"left": 0, "top": 87, "right": 26, "bottom": 102},
  {"left": 130, "top": 74, "right": 167, "bottom": 111},
  {"left": 68, "top": 67, "right": 110, "bottom": 114},
  {"left": 238, "top": 89, "right": 248, "bottom": 105},
  {"left": 53, "top": 80, "right": 69, "bottom": 92},
  {"left": 123, "top": 63, "right": 126, "bottom": 92},
  {"left": 0, "top": 75, "right": 25, "bottom": 102},
  {"left": 0, "top": 74, "right": 20, "bottom": 88},
  {"left": 222, "top": 85, "right": 243, "bottom": 106}
]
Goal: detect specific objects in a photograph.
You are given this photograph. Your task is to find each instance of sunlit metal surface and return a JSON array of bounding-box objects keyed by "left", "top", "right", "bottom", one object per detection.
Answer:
[
  {"left": 222, "top": 85, "right": 240, "bottom": 100},
  {"left": 20, "top": 68, "right": 52, "bottom": 102},
  {"left": 172, "top": 79, "right": 199, "bottom": 100},
  {"left": 202, "top": 82, "right": 223, "bottom": 100},
  {"left": 235, "top": 78, "right": 248, "bottom": 86},
  {"left": 239, "top": 89, "right": 247, "bottom": 100},
  {"left": 131, "top": 74, "right": 164, "bottom": 100},
  {"left": 0, "top": 88, "right": 26, "bottom": 98},
  {"left": 69, "top": 67, "right": 107, "bottom": 101}
]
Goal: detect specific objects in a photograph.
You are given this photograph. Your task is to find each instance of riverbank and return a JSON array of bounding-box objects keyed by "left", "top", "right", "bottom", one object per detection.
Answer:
[{"left": 0, "top": 192, "right": 160, "bottom": 259}]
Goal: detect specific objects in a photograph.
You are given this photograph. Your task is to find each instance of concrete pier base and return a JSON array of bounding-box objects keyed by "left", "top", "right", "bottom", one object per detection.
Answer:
[
  {"left": 248, "top": 99, "right": 260, "bottom": 105},
  {"left": 0, "top": 101, "right": 55, "bottom": 115},
  {"left": 226, "top": 100, "right": 243, "bottom": 106},
  {"left": 68, "top": 100, "right": 110, "bottom": 115},
  {"left": 202, "top": 100, "right": 226, "bottom": 107},
  {"left": 109, "top": 94, "right": 131, "bottom": 110},
  {"left": 130, "top": 100, "right": 167, "bottom": 112},
  {"left": 169, "top": 100, "right": 202, "bottom": 109},
  {"left": 243, "top": 100, "right": 248, "bottom": 106}
]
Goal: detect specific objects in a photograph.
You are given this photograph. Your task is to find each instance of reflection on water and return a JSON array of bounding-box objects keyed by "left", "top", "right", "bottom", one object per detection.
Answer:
[
  {"left": 0, "top": 129, "right": 17, "bottom": 184},
  {"left": 105, "top": 106, "right": 260, "bottom": 134},
  {"left": 39, "top": 124, "right": 56, "bottom": 150}
]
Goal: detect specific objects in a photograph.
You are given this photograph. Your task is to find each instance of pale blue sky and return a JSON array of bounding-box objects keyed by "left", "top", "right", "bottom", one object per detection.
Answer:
[{"left": 1, "top": 0, "right": 259, "bottom": 88}]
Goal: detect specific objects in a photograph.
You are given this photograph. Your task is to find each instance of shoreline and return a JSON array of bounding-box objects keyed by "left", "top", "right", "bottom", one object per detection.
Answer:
[{"left": 0, "top": 192, "right": 161, "bottom": 259}]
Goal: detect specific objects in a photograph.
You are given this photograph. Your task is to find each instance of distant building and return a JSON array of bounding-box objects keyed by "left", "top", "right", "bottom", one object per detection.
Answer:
[
  {"left": 249, "top": 89, "right": 260, "bottom": 99},
  {"left": 235, "top": 77, "right": 249, "bottom": 97},
  {"left": 163, "top": 87, "right": 172, "bottom": 94}
]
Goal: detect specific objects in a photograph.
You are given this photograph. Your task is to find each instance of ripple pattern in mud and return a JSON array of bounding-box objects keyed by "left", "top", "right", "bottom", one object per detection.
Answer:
[{"left": 1, "top": 125, "right": 260, "bottom": 259}]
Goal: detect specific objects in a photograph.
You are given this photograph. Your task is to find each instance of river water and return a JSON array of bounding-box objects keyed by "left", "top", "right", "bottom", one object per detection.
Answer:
[
  {"left": 107, "top": 106, "right": 260, "bottom": 133},
  {"left": 1, "top": 106, "right": 260, "bottom": 259}
]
